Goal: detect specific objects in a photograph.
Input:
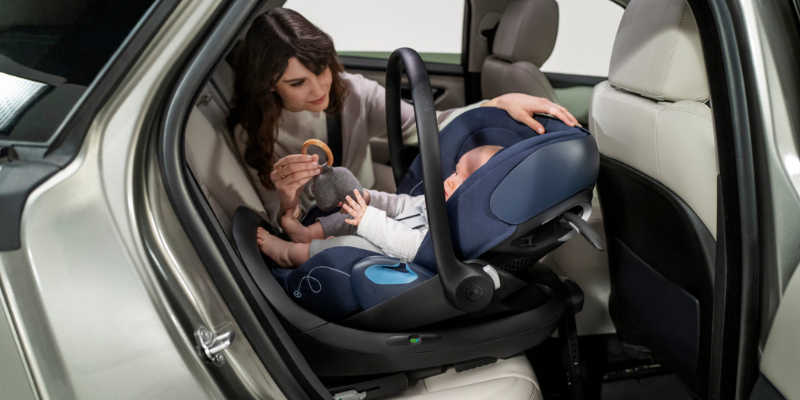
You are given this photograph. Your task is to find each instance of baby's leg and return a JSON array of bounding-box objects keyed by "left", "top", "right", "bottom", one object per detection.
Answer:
[
  {"left": 308, "top": 235, "right": 382, "bottom": 257},
  {"left": 282, "top": 216, "right": 324, "bottom": 243},
  {"left": 317, "top": 212, "right": 358, "bottom": 237},
  {"left": 257, "top": 227, "right": 310, "bottom": 268}
]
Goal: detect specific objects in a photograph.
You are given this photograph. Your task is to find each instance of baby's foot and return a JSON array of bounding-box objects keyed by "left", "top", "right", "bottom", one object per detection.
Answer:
[
  {"left": 281, "top": 210, "right": 323, "bottom": 243},
  {"left": 257, "top": 227, "right": 295, "bottom": 268},
  {"left": 281, "top": 212, "right": 312, "bottom": 243}
]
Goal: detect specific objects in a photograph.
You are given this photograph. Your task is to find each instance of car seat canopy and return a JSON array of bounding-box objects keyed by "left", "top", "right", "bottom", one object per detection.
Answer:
[{"left": 405, "top": 108, "right": 598, "bottom": 270}]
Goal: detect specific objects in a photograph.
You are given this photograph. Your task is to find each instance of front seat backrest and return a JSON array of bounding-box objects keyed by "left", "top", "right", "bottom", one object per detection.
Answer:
[
  {"left": 589, "top": 0, "right": 716, "bottom": 394},
  {"left": 481, "top": 0, "right": 559, "bottom": 102}
]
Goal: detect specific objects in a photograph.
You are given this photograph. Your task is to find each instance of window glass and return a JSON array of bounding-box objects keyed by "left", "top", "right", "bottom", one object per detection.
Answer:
[
  {"left": 0, "top": 0, "right": 157, "bottom": 144},
  {"left": 282, "top": 0, "right": 465, "bottom": 65},
  {"left": 539, "top": 0, "right": 624, "bottom": 77}
]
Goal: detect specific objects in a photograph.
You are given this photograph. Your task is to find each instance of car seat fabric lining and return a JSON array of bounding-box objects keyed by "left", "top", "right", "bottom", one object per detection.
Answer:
[{"left": 270, "top": 247, "right": 383, "bottom": 321}]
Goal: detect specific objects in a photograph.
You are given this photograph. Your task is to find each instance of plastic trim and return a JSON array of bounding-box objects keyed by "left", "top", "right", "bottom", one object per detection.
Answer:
[
  {"left": 689, "top": 0, "right": 760, "bottom": 398},
  {"left": 385, "top": 48, "right": 494, "bottom": 313},
  {"left": 0, "top": 0, "right": 181, "bottom": 251}
]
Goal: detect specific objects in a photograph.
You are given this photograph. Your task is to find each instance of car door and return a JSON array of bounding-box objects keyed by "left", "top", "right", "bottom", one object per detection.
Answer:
[{"left": 740, "top": 0, "right": 800, "bottom": 398}]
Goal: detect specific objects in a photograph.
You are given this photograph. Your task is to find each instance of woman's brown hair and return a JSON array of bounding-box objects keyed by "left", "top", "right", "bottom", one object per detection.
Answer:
[{"left": 230, "top": 8, "right": 347, "bottom": 189}]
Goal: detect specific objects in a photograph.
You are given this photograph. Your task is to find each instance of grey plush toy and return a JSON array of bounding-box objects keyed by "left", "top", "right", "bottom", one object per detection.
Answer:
[{"left": 302, "top": 139, "right": 365, "bottom": 212}]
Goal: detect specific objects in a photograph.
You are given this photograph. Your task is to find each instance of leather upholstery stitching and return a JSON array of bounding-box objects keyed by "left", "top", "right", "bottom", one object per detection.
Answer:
[
  {"left": 663, "top": 2, "right": 688, "bottom": 99},
  {"left": 654, "top": 106, "right": 714, "bottom": 188},
  {"left": 480, "top": 377, "right": 520, "bottom": 400},
  {"left": 615, "top": 0, "right": 638, "bottom": 78},
  {"left": 529, "top": 385, "right": 539, "bottom": 400},
  {"left": 659, "top": 107, "right": 714, "bottom": 123},
  {"left": 604, "top": 89, "right": 666, "bottom": 111},
  {"left": 509, "top": 1, "right": 529, "bottom": 62},
  {"left": 643, "top": 0, "right": 676, "bottom": 97},
  {"left": 654, "top": 107, "right": 663, "bottom": 181},
  {"left": 444, "top": 373, "right": 537, "bottom": 392}
]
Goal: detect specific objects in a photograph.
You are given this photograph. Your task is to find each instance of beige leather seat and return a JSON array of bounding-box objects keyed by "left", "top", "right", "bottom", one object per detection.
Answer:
[
  {"left": 589, "top": 0, "right": 716, "bottom": 392},
  {"left": 481, "top": 0, "right": 559, "bottom": 102},
  {"left": 185, "top": 106, "right": 267, "bottom": 237},
  {"left": 186, "top": 60, "right": 267, "bottom": 237},
  {"left": 386, "top": 355, "right": 541, "bottom": 400}
]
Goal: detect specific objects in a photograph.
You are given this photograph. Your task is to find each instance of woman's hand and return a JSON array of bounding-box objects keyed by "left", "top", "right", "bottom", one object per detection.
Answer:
[
  {"left": 342, "top": 190, "right": 369, "bottom": 227},
  {"left": 271, "top": 153, "right": 321, "bottom": 213},
  {"left": 482, "top": 93, "right": 581, "bottom": 134}
]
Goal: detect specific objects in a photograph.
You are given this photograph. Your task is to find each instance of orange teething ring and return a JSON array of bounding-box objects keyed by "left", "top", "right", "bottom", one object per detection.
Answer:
[{"left": 301, "top": 139, "right": 334, "bottom": 167}]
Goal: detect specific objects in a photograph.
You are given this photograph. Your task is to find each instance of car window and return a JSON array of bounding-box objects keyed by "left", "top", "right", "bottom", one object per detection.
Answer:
[
  {"left": 539, "top": 0, "right": 624, "bottom": 77},
  {"left": 0, "top": 0, "right": 157, "bottom": 145},
  {"left": 282, "top": 0, "right": 465, "bottom": 65}
]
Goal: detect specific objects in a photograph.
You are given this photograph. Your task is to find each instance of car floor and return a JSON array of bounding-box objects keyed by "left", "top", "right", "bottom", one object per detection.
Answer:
[{"left": 526, "top": 335, "right": 699, "bottom": 399}]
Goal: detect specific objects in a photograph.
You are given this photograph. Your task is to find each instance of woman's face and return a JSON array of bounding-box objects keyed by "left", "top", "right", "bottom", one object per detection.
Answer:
[{"left": 274, "top": 57, "right": 332, "bottom": 112}]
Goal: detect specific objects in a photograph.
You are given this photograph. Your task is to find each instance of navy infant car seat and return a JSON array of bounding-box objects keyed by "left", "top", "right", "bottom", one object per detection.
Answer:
[{"left": 232, "top": 48, "right": 601, "bottom": 377}]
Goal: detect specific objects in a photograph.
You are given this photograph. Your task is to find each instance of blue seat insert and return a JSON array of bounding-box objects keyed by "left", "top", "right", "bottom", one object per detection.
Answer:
[
  {"left": 271, "top": 247, "right": 382, "bottom": 321},
  {"left": 350, "top": 256, "right": 436, "bottom": 310}
]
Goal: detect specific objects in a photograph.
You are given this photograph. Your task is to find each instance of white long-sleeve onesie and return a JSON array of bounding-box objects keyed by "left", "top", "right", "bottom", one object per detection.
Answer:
[{"left": 355, "top": 190, "right": 428, "bottom": 262}]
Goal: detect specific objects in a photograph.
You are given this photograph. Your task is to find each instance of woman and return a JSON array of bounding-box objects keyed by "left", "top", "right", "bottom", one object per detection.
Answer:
[{"left": 230, "top": 8, "right": 579, "bottom": 239}]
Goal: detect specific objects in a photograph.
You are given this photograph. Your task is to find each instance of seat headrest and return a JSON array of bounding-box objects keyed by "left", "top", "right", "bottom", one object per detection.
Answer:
[
  {"left": 608, "top": 0, "right": 709, "bottom": 103},
  {"left": 492, "top": 0, "right": 559, "bottom": 67}
]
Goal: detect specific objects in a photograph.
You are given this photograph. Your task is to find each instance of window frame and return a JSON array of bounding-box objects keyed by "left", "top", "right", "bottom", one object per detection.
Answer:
[{"left": 0, "top": 0, "right": 176, "bottom": 152}]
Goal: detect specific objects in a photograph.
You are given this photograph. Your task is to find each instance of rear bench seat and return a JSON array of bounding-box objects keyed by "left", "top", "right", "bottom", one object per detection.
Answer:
[{"left": 183, "top": 61, "right": 544, "bottom": 400}]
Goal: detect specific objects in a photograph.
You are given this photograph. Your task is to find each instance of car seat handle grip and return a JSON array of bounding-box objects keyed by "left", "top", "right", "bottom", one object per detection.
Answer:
[
  {"left": 386, "top": 48, "right": 494, "bottom": 312},
  {"left": 559, "top": 212, "right": 604, "bottom": 251}
]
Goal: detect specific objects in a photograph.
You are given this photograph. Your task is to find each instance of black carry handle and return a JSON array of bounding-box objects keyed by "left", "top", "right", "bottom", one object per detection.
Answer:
[
  {"left": 385, "top": 48, "right": 494, "bottom": 312},
  {"left": 559, "top": 211, "right": 604, "bottom": 252}
]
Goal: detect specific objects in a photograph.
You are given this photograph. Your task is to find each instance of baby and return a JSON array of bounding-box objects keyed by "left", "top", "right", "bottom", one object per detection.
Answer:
[{"left": 257, "top": 145, "right": 503, "bottom": 267}]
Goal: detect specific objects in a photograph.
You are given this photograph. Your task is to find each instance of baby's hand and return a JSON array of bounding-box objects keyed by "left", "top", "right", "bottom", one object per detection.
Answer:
[
  {"left": 343, "top": 189, "right": 368, "bottom": 227},
  {"left": 339, "top": 190, "right": 370, "bottom": 212}
]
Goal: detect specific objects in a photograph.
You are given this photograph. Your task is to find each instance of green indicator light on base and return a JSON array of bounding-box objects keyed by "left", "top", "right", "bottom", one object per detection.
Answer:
[{"left": 410, "top": 338, "right": 419, "bottom": 343}]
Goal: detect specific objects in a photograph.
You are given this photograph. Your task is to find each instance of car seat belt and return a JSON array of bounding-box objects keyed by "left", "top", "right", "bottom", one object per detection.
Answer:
[{"left": 326, "top": 113, "right": 343, "bottom": 167}]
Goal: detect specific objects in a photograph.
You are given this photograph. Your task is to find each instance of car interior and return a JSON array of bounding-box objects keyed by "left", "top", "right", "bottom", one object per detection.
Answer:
[{"left": 181, "top": 0, "right": 721, "bottom": 398}]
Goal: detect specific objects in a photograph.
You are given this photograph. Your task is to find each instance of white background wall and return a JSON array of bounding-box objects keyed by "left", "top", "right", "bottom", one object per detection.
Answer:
[
  {"left": 283, "top": 0, "right": 624, "bottom": 77},
  {"left": 283, "top": 0, "right": 465, "bottom": 54}
]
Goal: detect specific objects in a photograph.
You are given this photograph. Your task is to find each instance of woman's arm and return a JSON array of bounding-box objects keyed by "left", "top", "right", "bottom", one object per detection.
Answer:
[
  {"left": 481, "top": 93, "right": 580, "bottom": 134},
  {"left": 234, "top": 126, "right": 318, "bottom": 229},
  {"left": 353, "top": 73, "right": 580, "bottom": 139}
]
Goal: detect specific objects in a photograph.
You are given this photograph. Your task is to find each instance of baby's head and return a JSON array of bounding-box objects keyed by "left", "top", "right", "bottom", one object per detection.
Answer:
[{"left": 444, "top": 145, "right": 503, "bottom": 201}]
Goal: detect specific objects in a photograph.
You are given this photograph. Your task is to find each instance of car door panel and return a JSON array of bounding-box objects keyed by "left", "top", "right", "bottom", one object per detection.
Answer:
[{"left": 759, "top": 265, "right": 800, "bottom": 399}]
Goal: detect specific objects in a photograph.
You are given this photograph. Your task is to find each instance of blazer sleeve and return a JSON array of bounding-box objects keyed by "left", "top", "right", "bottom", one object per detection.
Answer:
[{"left": 354, "top": 74, "right": 487, "bottom": 145}]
